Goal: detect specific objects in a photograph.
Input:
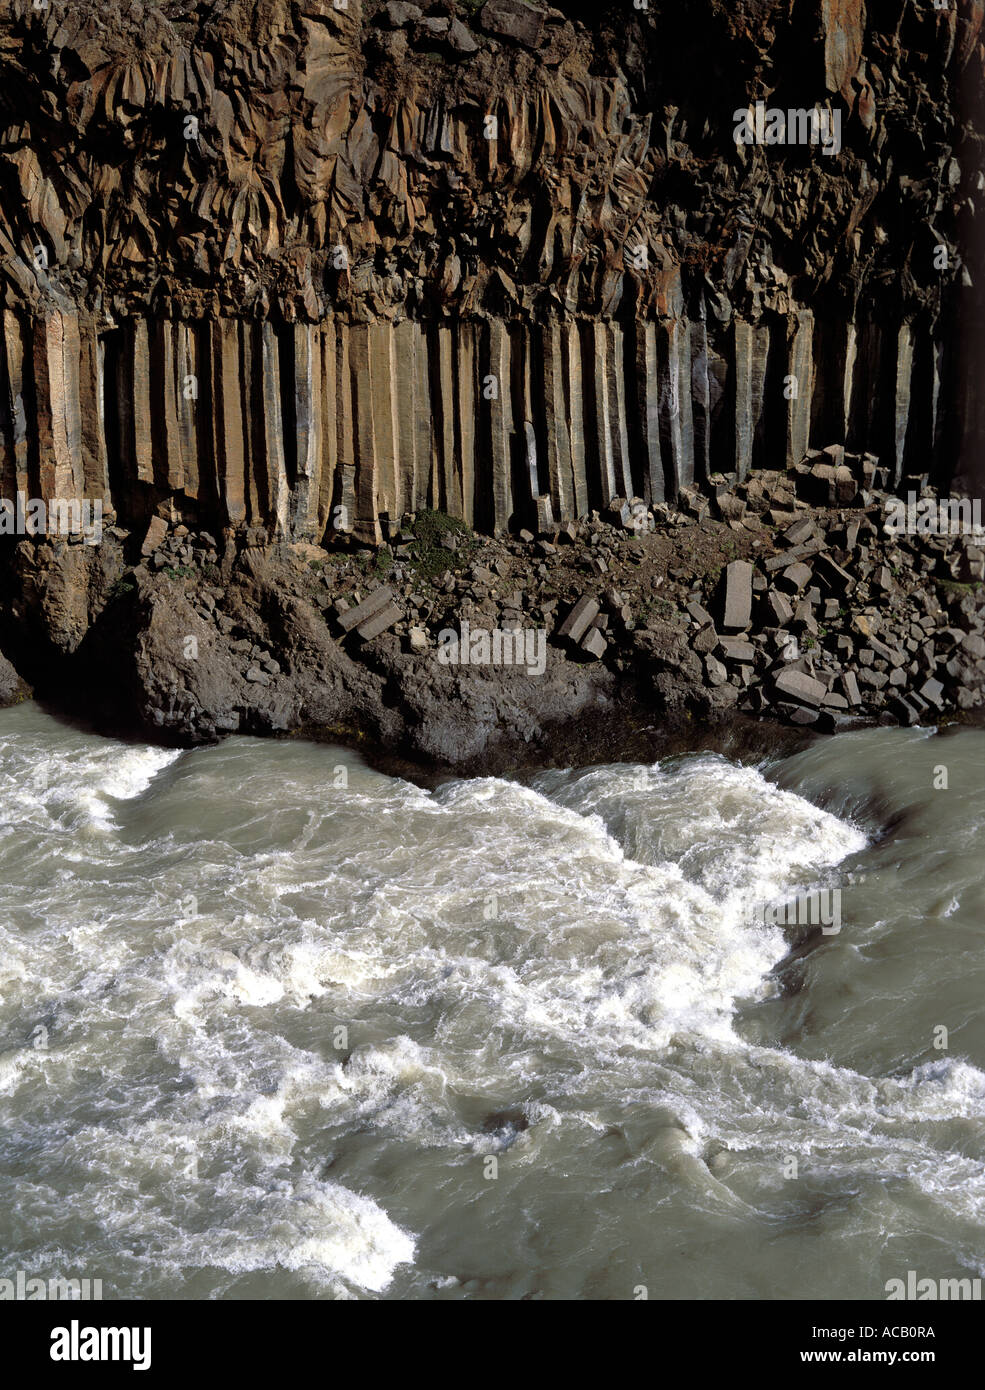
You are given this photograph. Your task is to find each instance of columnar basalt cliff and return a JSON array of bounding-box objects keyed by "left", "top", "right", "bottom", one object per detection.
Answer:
[
  {"left": 1, "top": 0, "right": 983, "bottom": 547},
  {"left": 0, "top": 0, "right": 983, "bottom": 760}
]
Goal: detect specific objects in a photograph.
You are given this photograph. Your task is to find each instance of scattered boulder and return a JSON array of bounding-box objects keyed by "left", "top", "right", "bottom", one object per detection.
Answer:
[
  {"left": 337, "top": 586, "right": 397, "bottom": 633},
  {"left": 141, "top": 516, "right": 168, "bottom": 557},
  {"left": 479, "top": 0, "right": 545, "bottom": 48},
  {"left": 581, "top": 627, "right": 608, "bottom": 660},
  {"left": 383, "top": 1, "right": 423, "bottom": 25},
  {"left": 773, "top": 669, "right": 827, "bottom": 707},
  {"left": 0, "top": 650, "right": 29, "bottom": 706},
  {"left": 721, "top": 560, "right": 753, "bottom": 632},
  {"left": 557, "top": 595, "right": 600, "bottom": 643},
  {"left": 358, "top": 603, "right": 403, "bottom": 641}
]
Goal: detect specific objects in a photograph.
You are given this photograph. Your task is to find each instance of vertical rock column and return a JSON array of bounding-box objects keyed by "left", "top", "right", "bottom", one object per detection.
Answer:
[
  {"left": 259, "top": 322, "right": 289, "bottom": 537},
  {"left": 210, "top": 318, "right": 247, "bottom": 527},
  {"left": 689, "top": 311, "right": 711, "bottom": 487},
  {"left": 368, "top": 320, "right": 399, "bottom": 525},
  {"left": 517, "top": 322, "right": 548, "bottom": 523},
  {"left": 540, "top": 322, "right": 575, "bottom": 522},
  {"left": 433, "top": 324, "right": 461, "bottom": 519},
  {"left": 928, "top": 336, "right": 947, "bottom": 474},
  {"left": 562, "top": 320, "right": 590, "bottom": 517},
  {"left": 155, "top": 320, "right": 196, "bottom": 496},
  {"left": 733, "top": 319, "right": 769, "bottom": 482},
  {"left": 814, "top": 316, "right": 856, "bottom": 452},
  {"left": 347, "top": 324, "right": 382, "bottom": 545},
  {"left": 413, "top": 321, "right": 433, "bottom": 515},
  {"left": 1, "top": 310, "right": 30, "bottom": 499},
  {"left": 656, "top": 315, "right": 695, "bottom": 496},
  {"left": 785, "top": 308, "right": 814, "bottom": 468},
  {"left": 333, "top": 322, "right": 358, "bottom": 538},
  {"left": 484, "top": 318, "right": 513, "bottom": 533},
  {"left": 127, "top": 319, "right": 155, "bottom": 487},
  {"left": 79, "top": 319, "right": 111, "bottom": 505},
  {"left": 635, "top": 321, "right": 663, "bottom": 504},
  {"left": 34, "top": 309, "right": 84, "bottom": 502},
  {"left": 392, "top": 320, "right": 419, "bottom": 522},
  {"left": 316, "top": 320, "right": 338, "bottom": 537},
  {"left": 611, "top": 323, "right": 634, "bottom": 499},
  {"left": 292, "top": 322, "right": 323, "bottom": 540},
  {"left": 891, "top": 323, "right": 914, "bottom": 484},
  {"left": 454, "top": 322, "right": 477, "bottom": 528},
  {"left": 589, "top": 322, "right": 618, "bottom": 504}
]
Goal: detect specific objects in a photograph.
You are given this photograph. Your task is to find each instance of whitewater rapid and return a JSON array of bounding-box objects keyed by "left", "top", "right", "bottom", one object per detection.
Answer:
[{"left": 0, "top": 704, "right": 982, "bottom": 1299}]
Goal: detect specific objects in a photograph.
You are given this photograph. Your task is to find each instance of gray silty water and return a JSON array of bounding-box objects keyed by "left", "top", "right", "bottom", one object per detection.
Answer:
[{"left": 0, "top": 704, "right": 982, "bottom": 1299}]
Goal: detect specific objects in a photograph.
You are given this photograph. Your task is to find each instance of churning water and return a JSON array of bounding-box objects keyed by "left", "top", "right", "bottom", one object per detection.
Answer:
[{"left": 0, "top": 704, "right": 982, "bottom": 1299}]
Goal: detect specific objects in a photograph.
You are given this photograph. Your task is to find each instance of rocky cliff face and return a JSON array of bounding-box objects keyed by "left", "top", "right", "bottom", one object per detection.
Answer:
[{"left": 1, "top": 0, "right": 983, "bottom": 548}]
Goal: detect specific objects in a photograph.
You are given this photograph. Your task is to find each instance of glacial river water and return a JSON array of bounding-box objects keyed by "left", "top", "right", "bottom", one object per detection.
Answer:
[{"left": 0, "top": 703, "right": 982, "bottom": 1300}]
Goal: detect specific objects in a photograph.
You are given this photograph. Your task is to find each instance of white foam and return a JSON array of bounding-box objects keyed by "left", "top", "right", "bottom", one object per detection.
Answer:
[
  {"left": 183, "top": 1179, "right": 416, "bottom": 1293},
  {"left": 77, "top": 745, "right": 184, "bottom": 830},
  {"left": 0, "top": 721, "right": 181, "bottom": 835},
  {"left": 1, "top": 712, "right": 981, "bottom": 1298}
]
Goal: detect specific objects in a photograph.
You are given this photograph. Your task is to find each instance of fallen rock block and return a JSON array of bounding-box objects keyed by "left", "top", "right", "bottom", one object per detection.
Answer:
[
  {"left": 717, "top": 637, "right": 756, "bottom": 663},
  {"left": 357, "top": 602, "right": 403, "bottom": 641},
  {"left": 833, "top": 466, "right": 858, "bottom": 504},
  {"left": 141, "top": 516, "right": 168, "bottom": 556},
  {"left": 841, "top": 670, "right": 862, "bottom": 706},
  {"left": 705, "top": 654, "right": 728, "bottom": 686},
  {"left": 767, "top": 590, "right": 794, "bottom": 625},
  {"left": 774, "top": 669, "right": 827, "bottom": 707},
  {"left": 779, "top": 561, "right": 813, "bottom": 592},
  {"left": 480, "top": 0, "right": 545, "bottom": 46},
  {"left": 337, "top": 586, "right": 396, "bottom": 633},
  {"left": 383, "top": 1, "right": 423, "bottom": 24},
  {"left": 782, "top": 518, "right": 815, "bottom": 546},
  {"left": 919, "top": 677, "right": 945, "bottom": 708},
  {"left": 448, "top": 17, "right": 479, "bottom": 51},
  {"left": 580, "top": 627, "right": 608, "bottom": 660},
  {"left": 721, "top": 560, "right": 753, "bottom": 632},
  {"left": 557, "top": 595, "right": 600, "bottom": 643},
  {"left": 764, "top": 539, "right": 823, "bottom": 571},
  {"left": 889, "top": 695, "right": 921, "bottom": 725},
  {"left": 868, "top": 636, "right": 905, "bottom": 667},
  {"left": 717, "top": 494, "right": 746, "bottom": 521},
  {"left": 814, "top": 553, "right": 854, "bottom": 593}
]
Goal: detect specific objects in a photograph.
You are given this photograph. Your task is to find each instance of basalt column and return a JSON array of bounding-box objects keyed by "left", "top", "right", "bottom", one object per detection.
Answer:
[{"left": 1, "top": 307, "right": 965, "bottom": 543}]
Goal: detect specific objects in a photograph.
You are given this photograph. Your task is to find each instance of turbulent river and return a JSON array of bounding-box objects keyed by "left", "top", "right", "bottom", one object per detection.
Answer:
[{"left": 0, "top": 703, "right": 982, "bottom": 1300}]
